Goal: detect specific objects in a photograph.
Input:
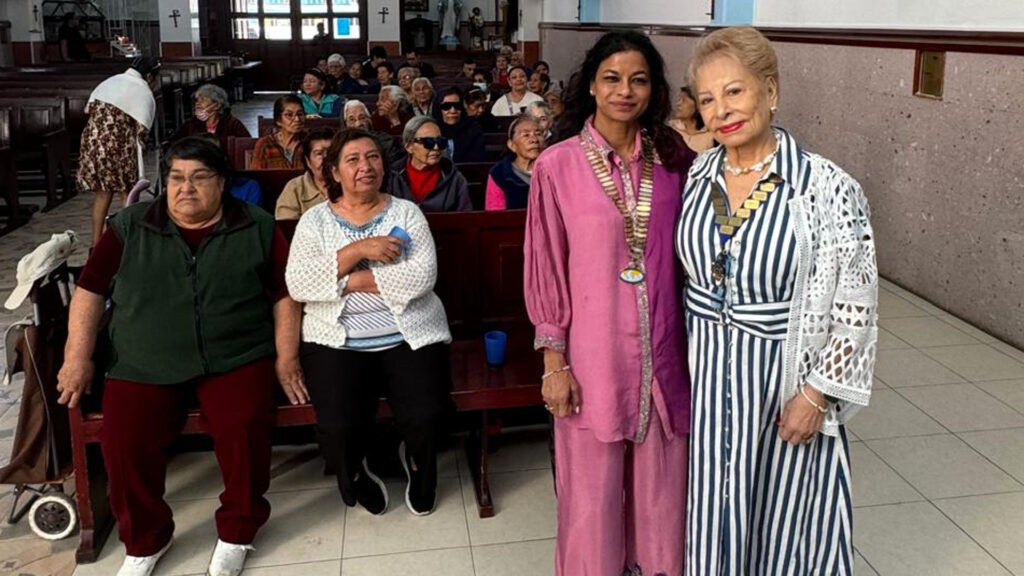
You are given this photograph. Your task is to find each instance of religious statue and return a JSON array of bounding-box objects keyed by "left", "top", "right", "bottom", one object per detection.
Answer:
[
  {"left": 438, "top": 0, "right": 462, "bottom": 46},
  {"left": 468, "top": 7, "right": 484, "bottom": 50}
]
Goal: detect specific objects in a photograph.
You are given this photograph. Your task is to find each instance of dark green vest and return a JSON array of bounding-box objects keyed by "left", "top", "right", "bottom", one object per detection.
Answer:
[{"left": 106, "top": 196, "right": 276, "bottom": 384}]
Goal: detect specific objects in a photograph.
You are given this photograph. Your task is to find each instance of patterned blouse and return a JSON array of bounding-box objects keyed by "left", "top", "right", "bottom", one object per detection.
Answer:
[{"left": 250, "top": 134, "right": 305, "bottom": 170}]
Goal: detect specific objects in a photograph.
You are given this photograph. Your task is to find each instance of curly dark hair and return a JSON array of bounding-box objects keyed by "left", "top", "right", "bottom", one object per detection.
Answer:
[
  {"left": 554, "top": 30, "right": 683, "bottom": 172},
  {"left": 322, "top": 129, "right": 389, "bottom": 202}
]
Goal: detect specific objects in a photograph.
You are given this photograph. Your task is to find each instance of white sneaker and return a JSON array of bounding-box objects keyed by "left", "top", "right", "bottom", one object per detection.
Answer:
[
  {"left": 116, "top": 539, "right": 172, "bottom": 576},
  {"left": 207, "top": 539, "right": 255, "bottom": 576}
]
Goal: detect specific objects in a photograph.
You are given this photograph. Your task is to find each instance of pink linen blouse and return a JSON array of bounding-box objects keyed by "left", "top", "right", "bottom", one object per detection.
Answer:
[{"left": 524, "top": 120, "right": 691, "bottom": 443}]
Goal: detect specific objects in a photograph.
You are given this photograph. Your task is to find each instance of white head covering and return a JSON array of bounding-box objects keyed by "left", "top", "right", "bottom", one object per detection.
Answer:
[{"left": 88, "top": 68, "right": 157, "bottom": 130}]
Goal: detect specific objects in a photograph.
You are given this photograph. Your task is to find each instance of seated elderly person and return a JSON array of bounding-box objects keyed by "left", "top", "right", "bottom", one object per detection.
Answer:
[
  {"left": 489, "top": 66, "right": 544, "bottom": 116},
  {"left": 544, "top": 88, "right": 565, "bottom": 117},
  {"left": 299, "top": 68, "right": 341, "bottom": 118},
  {"left": 169, "top": 84, "right": 251, "bottom": 150},
  {"left": 485, "top": 115, "right": 544, "bottom": 211},
  {"left": 285, "top": 128, "right": 452, "bottom": 517},
  {"left": 275, "top": 127, "right": 336, "bottom": 220},
  {"left": 528, "top": 71, "right": 551, "bottom": 97},
  {"left": 410, "top": 77, "right": 439, "bottom": 117},
  {"left": 374, "top": 61, "right": 396, "bottom": 90},
  {"left": 397, "top": 66, "right": 419, "bottom": 95},
  {"left": 465, "top": 87, "right": 500, "bottom": 132},
  {"left": 251, "top": 95, "right": 306, "bottom": 170},
  {"left": 389, "top": 116, "right": 472, "bottom": 212},
  {"left": 437, "top": 87, "right": 485, "bottom": 163},
  {"left": 325, "top": 53, "right": 346, "bottom": 93},
  {"left": 341, "top": 60, "right": 370, "bottom": 94},
  {"left": 525, "top": 100, "right": 554, "bottom": 142},
  {"left": 371, "top": 86, "right": 413, "bottom": 137},
  {"left": 57, "top": 137, "right": 304, "bottom": 576},
  {"left": 345, "top": 100, "right": 406, "bottom": 167}
]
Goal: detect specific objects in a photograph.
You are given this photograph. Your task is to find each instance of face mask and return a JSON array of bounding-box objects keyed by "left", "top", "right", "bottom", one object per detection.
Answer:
[
  {"left": 474, "top": 82, "right": 487, "bottom": 92},
  {"left": 195, "top": 107, "right": 213, "bottom": 122}
]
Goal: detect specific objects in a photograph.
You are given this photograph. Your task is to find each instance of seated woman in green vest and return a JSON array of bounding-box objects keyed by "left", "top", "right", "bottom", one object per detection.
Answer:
[{"left": 56, "top": 137, "right": 307, "bottom": 576}]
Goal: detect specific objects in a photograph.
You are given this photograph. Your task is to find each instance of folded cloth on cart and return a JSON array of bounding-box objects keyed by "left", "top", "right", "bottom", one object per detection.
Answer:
[{"left": 4, "top": 231, "right": 78, "bottom": 311}]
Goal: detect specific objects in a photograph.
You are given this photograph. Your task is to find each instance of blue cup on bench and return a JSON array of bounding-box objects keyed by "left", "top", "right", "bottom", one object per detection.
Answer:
[{"left": 484, "top": 330, "right": 507, "bottom": 366}]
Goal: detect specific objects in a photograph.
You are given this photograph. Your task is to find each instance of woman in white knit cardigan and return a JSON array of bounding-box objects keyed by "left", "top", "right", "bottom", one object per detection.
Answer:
[{"left": 285, "top": 128, "right": 453, "bottom": 518}]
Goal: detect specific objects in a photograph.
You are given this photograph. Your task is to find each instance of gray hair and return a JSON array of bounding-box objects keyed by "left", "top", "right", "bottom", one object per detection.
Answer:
[
  {"left": 380, "top": 85, "right": 409, "bottom": 106},
  {"left": 343, "top": 99, "right": 370, "bottom": 117},
  {"left": 411, "top": 77, "right": 433, "bottom": 91},
  {"left": 402, "top": 115, "right": 440, "bottom": 147},
  {"left": 397, "top": 66, "right": 420, "bottom": 80},
  {"left": 526, "top": 100, "right": 551, "bottom": 117},
  {"left": 327, "top": 53, "right": 345, "bottom": 66},
  {"left": 193, "top": 83, "right": 230, "bottom": 113}
]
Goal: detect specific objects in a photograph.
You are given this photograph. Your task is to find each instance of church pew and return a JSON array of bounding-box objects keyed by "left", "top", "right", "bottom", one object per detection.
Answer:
[
  {"left": 0, "top": 98, "right": 75, "bottom": 211},
  {"left": 67, "top": 209, "right": 541, "bottom": 563},
  {"left": 0, "top": 108, "right": 26, "bottom": 235},
  {"left": 257, "top": 116, "right": 339, "bottom": 137},
  {"left": 226, "top": 136, "right": 260, "bottom": 171}
]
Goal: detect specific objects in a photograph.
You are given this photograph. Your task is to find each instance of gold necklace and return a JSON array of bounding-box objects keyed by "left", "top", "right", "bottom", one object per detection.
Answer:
[{"left": 580, "top": 129, "right": 655, "bottom": 284}]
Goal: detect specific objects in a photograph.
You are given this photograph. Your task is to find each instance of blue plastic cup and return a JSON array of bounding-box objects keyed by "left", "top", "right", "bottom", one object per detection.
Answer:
[
  {"left": 484, "top": 330, "right": 508, "bottom": 366},
  {"left": 388, "top": 225, "right": 413, "bottom": 252}
]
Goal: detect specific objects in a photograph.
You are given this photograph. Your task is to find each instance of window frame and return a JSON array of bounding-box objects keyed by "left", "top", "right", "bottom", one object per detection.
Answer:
[{"left": 230, "top": 0, "right": 366, "bottom": 42}]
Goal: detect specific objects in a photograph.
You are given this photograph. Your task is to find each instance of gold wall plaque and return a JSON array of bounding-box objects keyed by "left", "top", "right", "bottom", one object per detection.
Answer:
[{"left": 915, "top": 50, "right": 945, "bottom": 99}]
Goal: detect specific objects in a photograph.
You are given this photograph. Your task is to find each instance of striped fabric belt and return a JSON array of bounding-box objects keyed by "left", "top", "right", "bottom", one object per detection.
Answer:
[{"left": 685, "top": 283, "right": 791, "bottom": 341}]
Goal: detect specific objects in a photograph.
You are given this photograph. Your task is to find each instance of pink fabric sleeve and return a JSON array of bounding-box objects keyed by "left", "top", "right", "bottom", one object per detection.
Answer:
[
  {"left": 484, "top": 176, "right": 507, "bottom": 211},
  {"left": 523, "top": 159, "right": 570, "bottom": 352}
]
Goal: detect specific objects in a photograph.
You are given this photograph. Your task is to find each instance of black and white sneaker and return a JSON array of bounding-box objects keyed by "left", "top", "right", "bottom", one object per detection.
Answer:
[
  {"left": 399, "top": 441, "right": 436, "bottom": 516},
  {"left": 354, "top": 458, "right": 388, "bottom": 515}
]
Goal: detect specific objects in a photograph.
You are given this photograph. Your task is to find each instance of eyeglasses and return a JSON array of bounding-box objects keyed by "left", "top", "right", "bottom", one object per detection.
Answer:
[
  {"left": 413, "top": 136, "right": 449, "bottom": 150},
  {"left": 168, "top": 170, "right": 219, "bottom": 187},
  {"left": 440, "top": 102, "right": 463, "bottom": 111},
  {"left": 282, "top": 111, "right": 306, "bottom": 120}
]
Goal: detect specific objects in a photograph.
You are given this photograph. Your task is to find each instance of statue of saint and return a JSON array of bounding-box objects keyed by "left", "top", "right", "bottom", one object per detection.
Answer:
[{"left": 438, "top": 0, "right": 462, "bottom": 46}]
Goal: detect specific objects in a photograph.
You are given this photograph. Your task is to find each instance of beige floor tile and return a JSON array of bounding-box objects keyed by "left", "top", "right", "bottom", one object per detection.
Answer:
[
  {"left": 244, "top": 559, "right": 341, "bottom": 575},
  {"left": 854, "top": 552, "right": 880, "bottom": 576},
  {"left": 872, "top": 349, "right": 965, "bottom": 388},
  {"left": 936, "top": 313, "right": 1000, "bottom": 344},
  {"left": 877, "top": 290, "right": 931, "bottom": 319},
  {"left": 473, "top": 538, "right": 556, "bottom": 576},
  {"left": 899, "top": 383, "right": 1024, "bottom": 432},
  {"left": 165, "top": 452, "right": 225, "bottom": 502},
  {"left": 934, "top": 492, "right": 1024, "bottom": 575},
  {"left": 486, "top": 435, "right": 552, "bottom": 474},
  {"left": 73, "top": 496, "right": 220, "bottom": 576},
  {"left": 463, "top": 469, "right": 557, "bottom": 546},
  {"left": 849, "top": 443, "right": 923, "bottom": 507},
  {"left": 923, "top": 344, "right": 1024, "bottom": 382},
  {"left": 959, "top": 428, "right": 1024, "bottom": 484},
  {"left": 883, "top": 288, "right": 948, "bottom": 316},
  {"left": 343, "top": 477, "right": 469, "bottom": 558},
  {"left": 267, "top": 445, "right": 338, "bottom": 493},
  {"left": 0, "top": 536, "right": 75, "bottom": 576},
  {"left": 875, "top": 327, "right": 912, "bottom": 350},
  {"left": 247, "top": 488, "right": 346, "bottom": 568},
  {"left": 867, "top": 434, "right": 1022, "bottom": 499},
  {"left": 341, "top": 547, "right": 474, "bottom": 576},
  {"left": 990, "top": 341, "right": 1024, "bottom": 365},
  {"left": 976, "top": 379, "right": 1024, "bottom": 414},
  {"left": 854, "top": 502, "right": 1010, "bottom": 576},
  {"left": 881, "top": 317, "right": 979, "bottom": 348},
  {"left": 846, "top": 389, "right": 945, "bottom": 440}
]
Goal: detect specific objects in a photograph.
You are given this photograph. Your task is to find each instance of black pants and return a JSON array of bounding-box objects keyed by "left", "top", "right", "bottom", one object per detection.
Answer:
[{"left": 301, "top": 341, "right": 453, "bottom": 506}]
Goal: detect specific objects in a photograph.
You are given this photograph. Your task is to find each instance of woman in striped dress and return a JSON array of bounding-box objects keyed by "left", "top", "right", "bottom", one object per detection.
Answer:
[{"left": 677, "top": 27, "right": 878, "bottom": 575}]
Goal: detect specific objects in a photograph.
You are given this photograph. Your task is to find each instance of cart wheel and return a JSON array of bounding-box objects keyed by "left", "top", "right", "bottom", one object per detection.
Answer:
[{"left": 28, "top": 492, "right": 77, "bottom": 541}]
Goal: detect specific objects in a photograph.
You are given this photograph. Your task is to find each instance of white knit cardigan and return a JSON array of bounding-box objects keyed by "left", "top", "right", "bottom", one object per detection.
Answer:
[{"left": 285, "top": 197, "right": 451, "bottom": 350}]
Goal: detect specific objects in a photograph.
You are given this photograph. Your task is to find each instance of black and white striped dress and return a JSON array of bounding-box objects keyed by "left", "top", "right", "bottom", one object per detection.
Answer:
[{"left": 677, "top": 131, "right": 854, "bottom": 575}]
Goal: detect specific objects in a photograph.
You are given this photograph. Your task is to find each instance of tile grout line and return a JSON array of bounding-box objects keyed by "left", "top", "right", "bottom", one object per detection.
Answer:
[{"left": 927, "top": 498, "right": 1019, "bottom": 576}]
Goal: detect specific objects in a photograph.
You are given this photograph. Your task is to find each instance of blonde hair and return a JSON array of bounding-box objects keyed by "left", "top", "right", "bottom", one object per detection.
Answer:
[{"left": 688, "top": 27, "right": 779, "bottom": 97}]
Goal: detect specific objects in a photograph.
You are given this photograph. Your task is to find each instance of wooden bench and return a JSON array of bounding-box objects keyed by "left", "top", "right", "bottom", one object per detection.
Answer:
[
  {"left": 68, "top": 209, "right": 541, "bottom": 563},
  {"left": 257, "top": 116, "right": 340, "bottom": 137},
  {"left": 0, "top": 108, "right": 25, "bottom": 235},
  {"left": 226, "top": 136, "right": 260, "bottom": 171},
  {"left": 0, "top": 97, "right": 75, "bottom": 212}
]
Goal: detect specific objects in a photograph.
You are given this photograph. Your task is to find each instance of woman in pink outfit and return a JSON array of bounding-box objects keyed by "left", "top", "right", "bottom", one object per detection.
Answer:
[{"left": 524, "top": 31, "right": 696, "bottom": 576}]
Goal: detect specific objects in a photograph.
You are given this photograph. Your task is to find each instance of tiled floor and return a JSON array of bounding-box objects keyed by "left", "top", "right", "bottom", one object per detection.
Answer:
[{"left": 1, "top": 162, "right": 1024, "bottom": 575}]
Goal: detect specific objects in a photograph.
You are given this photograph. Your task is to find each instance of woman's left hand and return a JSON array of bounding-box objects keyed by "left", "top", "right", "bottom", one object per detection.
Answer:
[
  {"left": 276, "top": 355, "right": 309, "bottom": 405},
  {"left": 778, "top": 385, "right": 826, "bottom": 446}
]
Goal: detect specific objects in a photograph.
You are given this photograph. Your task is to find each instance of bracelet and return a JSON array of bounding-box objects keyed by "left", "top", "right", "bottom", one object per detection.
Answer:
[
  {"left": 542, "top": 365, "right": 571, "bottom": 380},
  {"left": 799, "top": 385, "right": 829, "bottom": 414}
]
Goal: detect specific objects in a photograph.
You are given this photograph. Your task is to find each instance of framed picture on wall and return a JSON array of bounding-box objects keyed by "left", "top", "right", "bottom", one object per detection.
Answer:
[{"left": 404, "top": 0, "right": 429, "bottom": 11}]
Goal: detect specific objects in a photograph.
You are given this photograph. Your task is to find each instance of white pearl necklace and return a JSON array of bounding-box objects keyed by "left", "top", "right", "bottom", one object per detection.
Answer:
[{"left": 722, "top": 136, "right": 780, "bottom": 177}]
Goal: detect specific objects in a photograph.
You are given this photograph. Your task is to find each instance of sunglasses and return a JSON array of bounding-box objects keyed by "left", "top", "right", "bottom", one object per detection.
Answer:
[
  {"left": 440, "top": 102, "right": 463, "bottom": 111},
  {"left": 413, "top": 136, "right": 449, "bottom": 150}
]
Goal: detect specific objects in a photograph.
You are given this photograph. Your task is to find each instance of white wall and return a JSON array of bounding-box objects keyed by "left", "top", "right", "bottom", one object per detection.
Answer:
[
  {"left": 542, "top": 0, "right": 578, "bottom": 23},
  {"left": 756, "top": 0, "right": 1024, "bottom": 31},
  {"left": 519, "top": 0, "right": 542, "bottom": 41},
  {"left": 600, "top": 0, "right": 711, "bottom": 25},
  {"left": 368, "top": 0, "right": 400, "bottom": 42},
  {"left": 5, "top": 0, "right": 41, "bottom": 42}
]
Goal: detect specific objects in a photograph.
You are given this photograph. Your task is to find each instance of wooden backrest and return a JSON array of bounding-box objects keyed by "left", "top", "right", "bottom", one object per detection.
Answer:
[
  {"left": 234, "top": 169, "right": 304, "bottom": 213},
  {"left": 257, "top": 116, "right": 340, "bottom": 137},
  {"left": 0, "top": 108, "right": 10, "bottom": 148},
  {"left": 454, "top": 161, "right": 494, "bottom": 210},
  {"left": 0, "top": 97, "right": 66, "bottom": 146},
  {"left": 426, "top": 210, "right": 529, "bottom": 338},
  {"left": 226, "top": 136, "right": 259, "bottom": 170},
  {"left": 1, "top": 89, "right": 91, "bottom": 144}
]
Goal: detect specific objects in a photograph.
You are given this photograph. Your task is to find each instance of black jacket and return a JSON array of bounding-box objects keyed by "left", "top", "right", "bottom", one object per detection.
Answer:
[
  {"left": 388, "top": 157, "right": 472, "bottom": 212},
  {"left": 439, "top": 118, "right": 486, "bottom": 164}
]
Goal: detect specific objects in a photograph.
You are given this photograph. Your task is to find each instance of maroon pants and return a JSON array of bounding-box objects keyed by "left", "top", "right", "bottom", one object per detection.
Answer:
[{"left": 100, "top": 359, "right": 275, "bottom": 556}]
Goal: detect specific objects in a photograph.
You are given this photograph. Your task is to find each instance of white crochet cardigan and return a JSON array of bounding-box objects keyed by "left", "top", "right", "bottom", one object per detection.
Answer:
[
  {"left": 783, "top": 152, "right": 879, "bottom": 436},
  {"left": 285, "top": 197, "right": 452, "bottom": 350}
]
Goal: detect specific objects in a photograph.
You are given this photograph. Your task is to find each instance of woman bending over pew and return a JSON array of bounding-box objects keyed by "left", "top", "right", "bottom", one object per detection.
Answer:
[
  {"left": 251, "top": 95, "right": 307, "bottom": 170},
  {"left": 168, "top": 83, "right": 252, "bottom": 151},
  {"left": 525, "top": 31, "right": 695, "bottom": 576},
  {"left": 485, "top": 115, "right": 544, "bottom": 211},
  {"left": 78, "top": 57, "right": 160, "bottom": 247},
  {"left": 286, "top": 128, "right": 453, "bottom": 517},
  {"left": 275, "top": 127, "right": 336, "bottom": 220},
  {"left": 58, "top": 137, "right": 305, "bottom": 576}
]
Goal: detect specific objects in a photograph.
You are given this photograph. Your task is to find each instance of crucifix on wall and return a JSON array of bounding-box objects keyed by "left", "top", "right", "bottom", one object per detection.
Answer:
[
  {"left": 378, "top": 7, "right": 390, "bottom": 24},
  {"left": 169, "top": 9, "right": 181, "bottom": 28}
]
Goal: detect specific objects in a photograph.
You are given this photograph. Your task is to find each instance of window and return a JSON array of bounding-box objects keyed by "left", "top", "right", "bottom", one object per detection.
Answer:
[{"left": 231, "top": 0, "right": 363, "bottom": 40}]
